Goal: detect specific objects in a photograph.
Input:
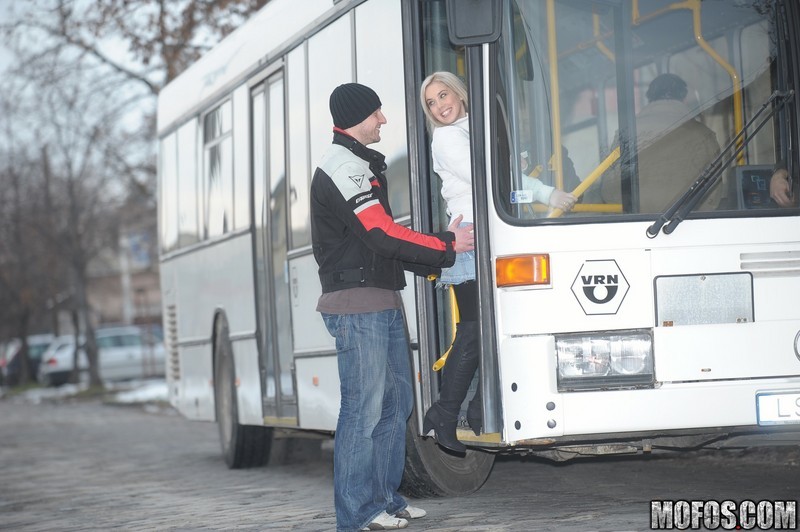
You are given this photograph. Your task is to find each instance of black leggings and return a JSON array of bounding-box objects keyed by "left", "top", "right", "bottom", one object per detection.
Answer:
[{"left": 452, "top": 281, "right": 478, "bottom": 322}]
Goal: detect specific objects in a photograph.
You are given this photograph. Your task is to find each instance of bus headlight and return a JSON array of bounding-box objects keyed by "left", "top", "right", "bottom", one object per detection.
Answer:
[{"left": 556, "top": 330, "right": 653, "bottom": 391}]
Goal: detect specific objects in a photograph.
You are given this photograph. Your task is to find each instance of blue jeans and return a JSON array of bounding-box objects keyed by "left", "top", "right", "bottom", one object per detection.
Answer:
[
  {"left": 322, "top": 310, "right": 413, "bottom": 532},
  {"left": 438, "top": 223, "right": 476, "bottom": 287}
]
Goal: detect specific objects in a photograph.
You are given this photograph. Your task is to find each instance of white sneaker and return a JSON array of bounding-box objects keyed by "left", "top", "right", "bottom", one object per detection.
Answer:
[
  {"left": 395, "top": 505, "right": 427, "bottom": 519},
  {"left": 360, "top": 511, "right": 409, "bottom": 530}
]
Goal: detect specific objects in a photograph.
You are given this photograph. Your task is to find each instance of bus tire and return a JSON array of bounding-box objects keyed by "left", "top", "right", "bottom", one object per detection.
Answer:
[
  {"left": 400, "top": 411, "right": 495, "bottom": 498},
  {"left": 214, "top": 319, "right": 273, "bottom": 469}
]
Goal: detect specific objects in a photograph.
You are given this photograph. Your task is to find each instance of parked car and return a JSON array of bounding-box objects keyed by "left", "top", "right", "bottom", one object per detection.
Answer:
[
  {"left": 94, "top": 325, "right": 165, "bottom": 382},
  {"left": 0, "top": 334, "right": 55, "bottom": 386},
  {"left": 38, "top": 326, "right": 165, "bottom": 387},
  {"left": 37, "top": 335, "right": 85, "bottom": 387}
]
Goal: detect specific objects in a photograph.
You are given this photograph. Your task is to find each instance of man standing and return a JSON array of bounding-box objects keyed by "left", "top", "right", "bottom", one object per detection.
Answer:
[{"left": 310, "top": 83, "right": 473, "bottom": 531}]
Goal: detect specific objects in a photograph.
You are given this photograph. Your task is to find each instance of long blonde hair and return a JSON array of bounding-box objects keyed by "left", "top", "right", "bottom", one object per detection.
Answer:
[{"left": 419, "top": 71, "right": 469, "bottom": 131}]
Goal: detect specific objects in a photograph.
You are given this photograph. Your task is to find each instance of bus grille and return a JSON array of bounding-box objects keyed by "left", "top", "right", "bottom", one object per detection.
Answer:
[
  {"left": 166, "top": 304, "right": 180, "bottom": 381},
  {"left": 740, "top": 250, "right": 800, "bottom": 278}
]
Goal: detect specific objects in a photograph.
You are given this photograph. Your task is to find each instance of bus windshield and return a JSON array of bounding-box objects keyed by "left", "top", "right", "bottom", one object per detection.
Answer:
[{"left": 496, "top": 0, "right": 795, "bottom": 222}]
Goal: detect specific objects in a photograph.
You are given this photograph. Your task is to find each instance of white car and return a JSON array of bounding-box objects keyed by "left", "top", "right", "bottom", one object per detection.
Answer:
[
  {"left": 38, "top": 326, "right": 165, "bottom": 386},
  {"left": 94, "top": 326, "right": 166, "bottom": 382},
  {"left": 37, "top": 335, "right": 85, "bottom": 387}
]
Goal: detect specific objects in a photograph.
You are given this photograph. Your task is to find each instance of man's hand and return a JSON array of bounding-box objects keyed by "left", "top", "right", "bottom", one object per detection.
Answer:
[
  {"left": 770, "top": 168, "right": 794, "bottom": 208},
  {"left": 448, "top": 214, "right": 474, "bottom": 253}
]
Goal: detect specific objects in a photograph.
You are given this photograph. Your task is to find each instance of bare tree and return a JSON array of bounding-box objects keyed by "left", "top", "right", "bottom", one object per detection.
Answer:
[
  {"left": 35, "top": 75, "right": 128, "bottom": 388},
  {"left": 3, "top": 0, "right": 269, "bottom": 91},
  {"left": 1, "top": 58, "right": 127, "bottom": 388},
  {"left": 2, "top": 0, "right": 268, "bottom": 199},
  {"left": 0, "top": 83, "right": 71, "bottom": 386},
  {"left": 0, "top": 156, "right": 36, "bottom": 385},
  {"left": 0, "top": 0, "right": 268, "bottom": 387}
]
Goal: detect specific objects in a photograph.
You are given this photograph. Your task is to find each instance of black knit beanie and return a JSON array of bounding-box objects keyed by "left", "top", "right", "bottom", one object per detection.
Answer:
[{"left": 329, "top": 83, "right": 382, "bottom": 129}]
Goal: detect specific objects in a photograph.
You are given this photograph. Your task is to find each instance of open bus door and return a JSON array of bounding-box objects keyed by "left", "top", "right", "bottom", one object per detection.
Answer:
[
  {"left": 453, "top": 0, "right": 504, "bottom": 439},
  {"left": 400, "top": 0, "right": 502, "bottom": 499}
]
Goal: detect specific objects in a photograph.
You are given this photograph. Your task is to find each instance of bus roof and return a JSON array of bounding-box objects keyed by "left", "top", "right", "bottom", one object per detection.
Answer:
[{"left": 157, "top": 0, "right": 335, "bottom": 136}]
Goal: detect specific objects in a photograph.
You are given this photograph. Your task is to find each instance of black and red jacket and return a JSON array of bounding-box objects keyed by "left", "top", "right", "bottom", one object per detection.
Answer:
[{"left": 311, "top": 130, "right": 456, "bottom": 293}]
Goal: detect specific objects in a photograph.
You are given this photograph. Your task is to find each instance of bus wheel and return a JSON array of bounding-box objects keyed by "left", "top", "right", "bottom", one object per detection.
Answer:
[
  {"left": 214, "top": 319, "right": 273, "bottom": 469},
  {"left": 400, "top": 412, "right": 495, "bottom": 497}
]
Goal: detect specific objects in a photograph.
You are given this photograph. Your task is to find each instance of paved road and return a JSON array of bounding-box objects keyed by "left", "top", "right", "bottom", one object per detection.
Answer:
[{"left": 0, "top": 397, "right": 798, "bottom": 531}]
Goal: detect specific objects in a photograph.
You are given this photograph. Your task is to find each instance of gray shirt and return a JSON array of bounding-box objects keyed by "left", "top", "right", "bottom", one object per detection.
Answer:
[{"left": 316, "top": 287, "right": 403, "bottom": 314}]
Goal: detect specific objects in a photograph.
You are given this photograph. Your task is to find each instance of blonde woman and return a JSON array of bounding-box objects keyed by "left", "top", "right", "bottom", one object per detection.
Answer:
[{"left": 420, "top": 71, "right": 575, "bottom": 453}]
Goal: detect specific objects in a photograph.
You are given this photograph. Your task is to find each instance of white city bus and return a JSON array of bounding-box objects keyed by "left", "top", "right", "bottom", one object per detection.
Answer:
[{"left": 158, "top": 0, "right": 800, "bottom": 495}]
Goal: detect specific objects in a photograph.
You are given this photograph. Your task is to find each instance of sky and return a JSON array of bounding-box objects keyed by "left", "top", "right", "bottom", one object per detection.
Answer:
[{"left": 0, "top": 0, "right": 157, "bottom": 180}]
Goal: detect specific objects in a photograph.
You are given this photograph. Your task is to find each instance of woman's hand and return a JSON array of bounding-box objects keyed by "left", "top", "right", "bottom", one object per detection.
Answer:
[
  {"left": 448, "top": 214, "right": 474, "bottom": 253},
  {"left": 548, "top": 189, "right": 578, "bottom": 211}
]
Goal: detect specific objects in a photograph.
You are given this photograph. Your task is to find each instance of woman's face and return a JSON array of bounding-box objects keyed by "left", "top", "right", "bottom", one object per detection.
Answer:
[{"left": 424, "top": 81, "right": 466, "bottom": 126}]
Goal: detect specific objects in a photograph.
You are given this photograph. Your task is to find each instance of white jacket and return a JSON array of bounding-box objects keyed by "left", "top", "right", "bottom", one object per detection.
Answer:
[{"left": 431, "top": 115, "right": 553, "bottom": 224}]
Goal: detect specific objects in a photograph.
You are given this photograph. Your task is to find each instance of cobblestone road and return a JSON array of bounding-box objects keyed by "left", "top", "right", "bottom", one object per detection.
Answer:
[{"left": 1, "top": 396, "right": 798, "bottom": 531}]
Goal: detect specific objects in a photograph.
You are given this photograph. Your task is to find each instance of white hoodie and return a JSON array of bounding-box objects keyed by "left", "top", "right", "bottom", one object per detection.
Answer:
[{"left": 431, "top": 115, "right": 554, "bottom": 223}]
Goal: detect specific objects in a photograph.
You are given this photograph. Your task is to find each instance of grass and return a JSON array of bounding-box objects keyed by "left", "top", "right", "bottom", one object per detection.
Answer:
[
  {"left": 72, "top": 384, "right": 108, "bottom": 399},
  {"left": 0, "top": 378, "right": 106, "bottom": 402},
  {"left": 2, "top": 381, "right": 43, "bottom": 396}
]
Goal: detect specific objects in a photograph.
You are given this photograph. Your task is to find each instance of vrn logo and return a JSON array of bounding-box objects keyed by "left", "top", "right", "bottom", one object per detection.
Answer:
[
  {"left": 571, "top": 260, "right": 629, "bottom": 315},
  {"left": 582, "top": 274, "right": 619, "bottom": 304}
]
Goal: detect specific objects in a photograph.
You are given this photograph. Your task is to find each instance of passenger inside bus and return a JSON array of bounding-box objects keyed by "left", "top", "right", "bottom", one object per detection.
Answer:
[
  {"left": 600, "top": 73, "right": 723, "bottom": 213},
  {"left": 419, "top": 71, "right": 577, "bottom": 453}
]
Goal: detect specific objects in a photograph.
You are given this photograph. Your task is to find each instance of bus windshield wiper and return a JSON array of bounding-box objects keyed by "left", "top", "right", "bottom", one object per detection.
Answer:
[{"left": 646, "top": 90, "right": 794, "bottom": 238}]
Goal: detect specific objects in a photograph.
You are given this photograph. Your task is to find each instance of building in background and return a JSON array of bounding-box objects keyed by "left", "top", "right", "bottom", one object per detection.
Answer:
[{"left": 86, "top": 188, "right": 161, "bottom": 329}]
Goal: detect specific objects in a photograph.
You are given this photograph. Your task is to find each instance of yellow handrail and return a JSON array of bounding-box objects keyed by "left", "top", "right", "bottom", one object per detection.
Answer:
[
  {"left": 593, "top": 12, "right": 615, "bottom": 62},
  {"left": 548, "top": 147, "right": 621, "bottom": 218},
  {"left": 546, "top": 0, "right": 564, "bottom": 190},
  {"left": 432, "top": 286, "right": 459, "bottom": 371}
]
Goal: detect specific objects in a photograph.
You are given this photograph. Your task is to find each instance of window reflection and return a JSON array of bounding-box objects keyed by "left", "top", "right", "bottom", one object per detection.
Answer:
[
  {"left": 159, "top": 134, "right": 178, "bottom": 252},
  {"left": 268, "top": 77, "right": 294, "bottom": 399},
  {"left": 308, "top": 16, "right": 352, "bottom": 182},
  {"left": 355, "top": 0, "right": 410, "bottom": 217},
  {"left": 233, "top": 90, "right": 250, "bottom": 230},
  {"left": 204, "top": 100, "right": 233, "bottom": 237},
  {"left": 177, "top": 120, "right": 199, "bottom": 247},
  {"left": 421, "top": 0, "right": 463, "bottom": 232},
  {"left": 288, "top": 46, "right": 311, "bottom": 249},
  {"left": 251, "top": 89, "right": 275, "bottom": 400}
]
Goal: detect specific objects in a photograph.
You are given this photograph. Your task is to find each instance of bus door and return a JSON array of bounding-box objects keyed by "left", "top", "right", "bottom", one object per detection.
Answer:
[
  {"left": 252, "top": 72, "right": 297, "bottom": 424},
  {"left": 416, "top": 0, "right": 504, "bottom": 438}
]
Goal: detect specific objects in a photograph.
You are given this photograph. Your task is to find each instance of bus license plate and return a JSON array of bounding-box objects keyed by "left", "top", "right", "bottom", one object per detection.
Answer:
[{"left": 756, "top": 391, "right": 800, "bottom": 425}]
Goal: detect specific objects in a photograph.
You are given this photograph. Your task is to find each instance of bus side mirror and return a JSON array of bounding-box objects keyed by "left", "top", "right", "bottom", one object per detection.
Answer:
[{"left": 446, "top": 0, "right": 502, "bottom": 45}]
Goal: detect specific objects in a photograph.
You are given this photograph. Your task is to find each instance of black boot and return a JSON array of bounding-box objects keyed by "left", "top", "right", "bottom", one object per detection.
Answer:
[
  {"left": 466, "top": 383, "right": 482, "bottom": 436},
  {"left": 425, "top": 321, "right": 480, "bottom": 453},
  {"left": 423, "top": 403, "right": 465, "bottom": 453}
]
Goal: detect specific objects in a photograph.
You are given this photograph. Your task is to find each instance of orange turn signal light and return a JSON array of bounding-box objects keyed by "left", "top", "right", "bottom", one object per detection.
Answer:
[{"left": 496, "top": 254, "right": 550, "bottom": 287}]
